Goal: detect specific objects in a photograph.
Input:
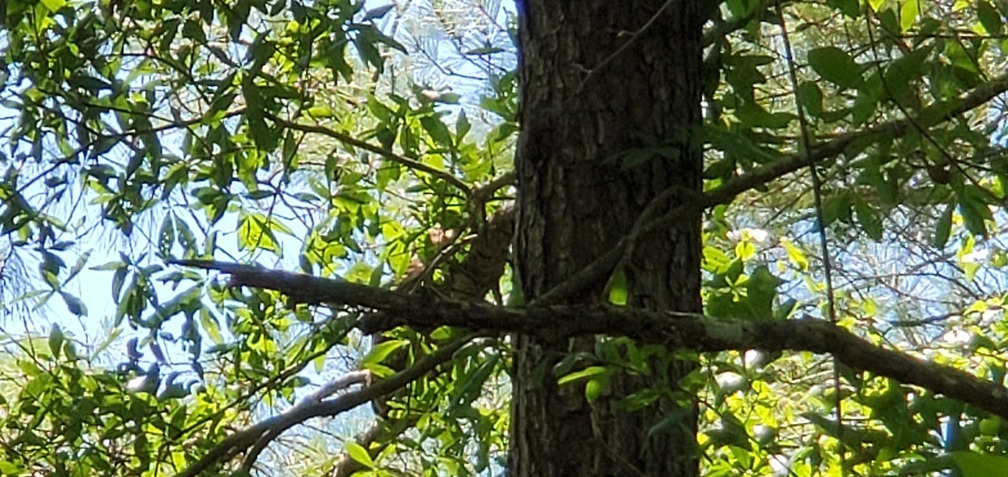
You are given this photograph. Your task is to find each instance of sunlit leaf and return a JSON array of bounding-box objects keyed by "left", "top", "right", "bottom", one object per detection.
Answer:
[
  {"left": 558, "top": 366, "right": 608, "bottom": 386},
  {"left": 345, "top": 441, "right": 375, "bottom": 469},
  {"left": 608, "top": 271, "right": 629, "bottom": 306}
]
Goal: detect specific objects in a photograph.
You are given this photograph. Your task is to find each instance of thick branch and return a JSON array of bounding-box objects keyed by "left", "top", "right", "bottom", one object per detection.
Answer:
[
  {"left": 332, "top": 203, "right": 514, "bottom": 476},
  {"left": 170, "top": 259, "right": 1008, "bottom": 419},
  {"left": 537, "top": 72, "right": 1008, "bottom": 304},
  {"left": 238, "top": 371, "right": 371, "bottom": 472},
  {"left": 441, "top": 206, "right": 515, "bottom": 301}
]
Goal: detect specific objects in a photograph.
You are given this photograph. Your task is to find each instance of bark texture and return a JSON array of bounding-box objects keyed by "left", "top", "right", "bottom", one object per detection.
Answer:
[{"left": 511, "top": 1, "right": 704, "bottom": 476}]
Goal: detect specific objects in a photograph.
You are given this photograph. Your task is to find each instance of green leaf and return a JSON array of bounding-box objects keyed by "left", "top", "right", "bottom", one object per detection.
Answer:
[
  {"left": 453, "top": 355, "right": 499, "bottom": 406},
  {"left": 363, "top": 4, "right": 395, "bottom": 21},
  {"left": 725, "top": 0, "right": 758, "bottom": 18},
  {"left": 157, "top": 214, "right": 175, "bottom": 257},
  {"left": 745, "top": 266, "right": 781, "bottom": 319},
  {"left": 703, "top": 246, "right": 732, "bottom": 274},
  {"left": 558, "top": 366, "right": 608, "bottom": 385},
  {"left": 90, "top": 327, "right": 122, "bottom": 359},
  {"left": 827, "top": 0, "right": 860, "bottom": 17},
  {"left": 735, "top": 102, "right": 793, "bottom": 129},
  {"left": 585, "top": 375, "right": 607, "bottom": 403},
  {"left": 959, "top": 185, "right": 993, "bottom": 237},
  {"left": 952, "top": 451, "right": 1008, "bottom": 477},
  {"left": 648, "top": 408, "right": 692, "bottom": 437},
  {"left": 608, "top": 271, "right": 629, "bottom": 305},
  {"left": 48, "top": 325, "right": 64, "bottom": 356},
  {"left": 182, "top": 19, "right": 207, "bottom": 43},
  {"left": 933, "top": 201, "right": 954, "bottom": 248},
  {"left": 456, "top": 109, "right": 471, "bottom": 141},
  {"left": 39, "top": 0, "right": 66, "bottom": 12},
  {"left": 506, "top": 281, "right": 525, "bottom": 307},
  {"left": 977, "top": 1, "right": 1003, "bottom": 35},
  {"left": 884, "top": 46, "right": 931, "bottom": 98},
  {"left": 797, "top": 81, "right": 824, "bottom": 118},
  {"left": 237, "top": 212, "right": 281, "bottom": 254},
  {"left": 807, "top": 47, "right": 863, "bottom": 89},
  {"left": 362, "top": 339, "right": 408, "bottom": 365},
  {"left": 782, "top": 239, "right": 809, "bottom": 270},
  {"left": 420, "top": 115, "right": 453, "bottom": 148},
  {"left": 0, "top": 461, "right": 23, "bottom": 475},
  {"left": 899, "top": 0, "right": 919, "bottom": 32},
  {"left": 465, "top": 45, "right": 505, "bottom": 56},
  {"left": 199, "top": 308, "right": 224, "bottom": 344},
  {"left": 854, "top": 197, "right": 883, "bottom": 240},
  {"left": 821, "top": 193, "right": 852, "bottom": 225},
  {"left": 60, "top": 291, "right": 88, "bottom": 317},
  {"left": 701, "top": 126, "right": 780, "bottom": 166},
  {"left": 734, "top": 240, "right": 755, "bottom": 261},
  {"left": 344, "top": 441, "right": 375, "bottom": 469},
  {"left": 851, "top": 76, "right": 881, "bottom": 126}
]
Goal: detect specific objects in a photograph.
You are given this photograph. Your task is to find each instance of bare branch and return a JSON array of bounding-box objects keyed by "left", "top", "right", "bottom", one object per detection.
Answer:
[
  {"left": 441, "top": 206, "right": 515, "bottom": 301},
  {"left": 300, "top": 371, "right": 371, "bottom": 410},
  {"left": 471, "top": 171, "right": 516, "bottom": 204},
  {"left": 176, "top": 334, "right": 481, "bottom": 477},
  {"left": 170, "top": 76, "right": 1008, "bottom": 468},
  {"left": 239, "top": 370, "right": 371, "bottom": 472}
]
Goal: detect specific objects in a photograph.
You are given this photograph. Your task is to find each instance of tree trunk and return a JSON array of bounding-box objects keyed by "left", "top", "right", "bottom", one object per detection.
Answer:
[{"left": 510, "top": 1, "right": 704, "bottom": 476}]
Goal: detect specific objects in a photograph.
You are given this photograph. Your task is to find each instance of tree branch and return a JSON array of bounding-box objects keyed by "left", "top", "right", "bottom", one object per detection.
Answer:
[
  {"left": 702, "top": 0, "right": 779, "bottom": 46},
  {"left": 265, "top": 112, "right": 473, "bottom": 196},
  {"left": 170, "top": 76, "right": 1008, "bottom": 467},
  {"left": 708, "top": 72, "right": 1008, "bottom": 207},
  {"left": 331, "top": 202, "right": 515, "bottom": 476},
  {"left": 471, "top": 171, "right": 516, "bottom": 204},
  {"left": 332, "top": 420, "right": 389, "bottom": 477},
  {"left": 536, "top": 71, "right": 1008, "bottom": 304},
  {"left": 170, "top": 260, "right": 1008, "bottom": 420},
  {"left": 176, "top": 334, "right": 480, "bottom": 477},
  {"left": 239, "top": 371, "right": 371, "bottom": 472}
]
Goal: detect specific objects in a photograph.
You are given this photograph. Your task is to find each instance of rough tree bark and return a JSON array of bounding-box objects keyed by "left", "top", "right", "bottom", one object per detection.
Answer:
[{"left": 511, "top": 1, "right": 704, "bottom": 476}]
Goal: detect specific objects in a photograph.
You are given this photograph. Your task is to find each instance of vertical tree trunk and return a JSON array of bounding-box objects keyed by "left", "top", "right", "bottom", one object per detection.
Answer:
[{"left": 511, "top": 1, "right": 704, "bottom": 476}]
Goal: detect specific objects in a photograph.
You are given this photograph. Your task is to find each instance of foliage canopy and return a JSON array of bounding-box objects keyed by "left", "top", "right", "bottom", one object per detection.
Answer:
[{"left": 3, "top": 0, "right": 1008, "bottom": 475}]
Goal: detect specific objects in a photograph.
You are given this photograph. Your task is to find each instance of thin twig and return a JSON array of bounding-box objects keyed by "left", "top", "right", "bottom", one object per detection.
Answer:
[
  {"left": 577, "top": 0, "right": 674, "bottom": 93},
  {"left": 774, "top": 0, "right": 844, "bottom": 470},
  {"left": 265, "top": 112, "right": 473, "bottom": 196}
]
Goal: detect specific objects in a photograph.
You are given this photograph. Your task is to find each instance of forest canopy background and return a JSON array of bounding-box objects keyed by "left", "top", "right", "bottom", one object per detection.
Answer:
[{"left": 3, "top": 0, "right": 1008, "bottom": 476}]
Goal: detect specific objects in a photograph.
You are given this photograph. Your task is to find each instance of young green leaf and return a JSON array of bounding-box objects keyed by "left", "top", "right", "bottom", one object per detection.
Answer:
[{"left": 344, "top": 441, "right": 375, "bottom": 469}]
